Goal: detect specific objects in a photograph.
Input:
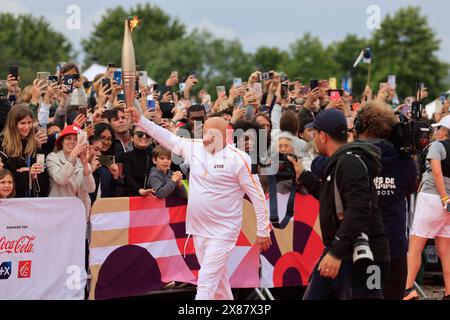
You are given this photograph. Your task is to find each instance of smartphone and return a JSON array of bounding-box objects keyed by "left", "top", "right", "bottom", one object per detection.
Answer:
[
  {"left": 253, "top": 83, "right": 263, "bottom": 95},
  {"left": 259, "top": 105, "right": 268, "bottom": 113},
  {"left": 77, "top": 130, "right": 87, "bottom": 145},
  {"left": 117, "top": 93, "right": 125, "bottom": 101},
  {"left": 102, "top": 109, "right": 119, "bottom": 119},
  {"left": 216, "top": 85, "right": 226, "bottom": 95},
  {"left": 78, "top": 106, "right": 88, "bottom": 117},
  {"left": 202, "top": 94, "right": 211, "bottom": 105},
  {"left": 329, "top": 77, "right": 337, "bottom": 90},
  {"left": 233, "top": 78, "right": 242, "bottom": 87},
  {"left": 281, "top": 83, "right": 289, "bottom": 99},
  {"left": 146, "top": 99, "right": 156, "bottom": 110},
  {"left": 156, "top": 84, "right": 171, "bottom": 97},
  {"left": 139, "top": 71, "right": 148, "bottom": 86},
  {"left": 179, "top": 82, "right": 186, "bottom": 92},
  {"left": 48, "top": 75, "right": 58, "bottom": 84},
  {"left": 62, "top": 75, "right": 74, "bottom": 94},
  {"left": 37, "top": 72, "right": 50, "bottom": 85},
  {"left": 113, "top": 70, "right": 122, "bottom": 85},
  {"left": 99, "top": 155, "right": 115, "bottom": 167},
  {"left": 159, "top": 102, "right": 175, "bottom": 119},
  {"left": 245, "top": 106, "right": 255, "bottom": 121},
  {"left": 171, "top": 71, "right": 178, "bottom": 78},
  {"left": 329, "top": 90, "right": 342, "bottom": 102},
  {"left": 259, "top": 72, "right": 270, "bottom": 81},
  {"left": 10, "top": 65, "right": 19, "bottom": 80},
  {"left": 101, "top": 78, "right": 111, "bottom": 91},
  {"left": 388, "top": 75, "right": 396, "bottom": 89},
  {"left": 36, "top": 154, "right": 45, "bottom": 166},
  {"left": 310, "top": 80, "right": 319, "bottom": 90}
]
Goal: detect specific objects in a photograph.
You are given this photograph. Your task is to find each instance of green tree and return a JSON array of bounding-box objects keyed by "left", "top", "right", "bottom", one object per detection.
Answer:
[
  {"left": 280, "top": 33, "right": 339, "bottom": 83},
  {"left": 0, "top": 13, "right": 73, "bottom": 86},
  {"left": 370, "top": 6, "right": 449, "bottom": 100},
  {"left": 253, "top": 47, "right": 288, "bottom": 72}
]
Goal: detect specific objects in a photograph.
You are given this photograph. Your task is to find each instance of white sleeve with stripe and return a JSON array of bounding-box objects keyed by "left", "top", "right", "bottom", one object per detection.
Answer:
[
  {"left": 138, "top": 116, "right": 188, "bottom": 157},
  {"left": 237, "top": 157, "right": 270, "bottom": 238}
]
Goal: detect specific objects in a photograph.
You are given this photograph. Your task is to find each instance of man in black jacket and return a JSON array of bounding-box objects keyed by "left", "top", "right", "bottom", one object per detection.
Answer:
[{"left": 290, "top": 109, "right": 390, "bottom": 299}]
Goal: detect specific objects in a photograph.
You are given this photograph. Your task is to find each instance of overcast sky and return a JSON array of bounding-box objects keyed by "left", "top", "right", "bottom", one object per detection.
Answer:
[{"left": 1, "top": 0, "right": 449, "bottom": 63}]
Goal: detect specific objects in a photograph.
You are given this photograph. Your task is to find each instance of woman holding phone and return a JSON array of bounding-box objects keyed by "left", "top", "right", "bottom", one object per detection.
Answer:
[
  {"left": 46, "top": 125, "right": 96, "bottom": 219},
  {"left": 0, "top": 104, "right": 49, "bottom": 197}
]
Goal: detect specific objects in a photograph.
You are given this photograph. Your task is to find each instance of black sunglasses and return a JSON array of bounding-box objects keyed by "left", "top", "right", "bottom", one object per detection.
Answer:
[{"left": 134, "top": 131, "right": 150, "bottom": 139}]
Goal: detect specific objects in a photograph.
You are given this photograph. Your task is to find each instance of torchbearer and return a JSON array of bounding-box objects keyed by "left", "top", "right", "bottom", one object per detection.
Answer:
[{"left": 125, "top": 105, "right": 272, "bottom": 300}]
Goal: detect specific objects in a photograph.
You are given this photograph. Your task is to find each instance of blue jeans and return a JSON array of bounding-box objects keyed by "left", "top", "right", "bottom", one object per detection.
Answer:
[{"left": 303, "top": 251, "right": 390, "bottom": 300}]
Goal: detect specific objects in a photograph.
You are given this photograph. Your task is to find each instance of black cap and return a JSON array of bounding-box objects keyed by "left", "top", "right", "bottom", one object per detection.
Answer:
[{"left": 313, "top": 109, "right": 348, "bottom": 140}]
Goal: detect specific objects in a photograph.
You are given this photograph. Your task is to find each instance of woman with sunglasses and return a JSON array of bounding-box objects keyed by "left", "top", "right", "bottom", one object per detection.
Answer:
[{"left": 123, "top": 125, "right": 154, "bottom": 197}]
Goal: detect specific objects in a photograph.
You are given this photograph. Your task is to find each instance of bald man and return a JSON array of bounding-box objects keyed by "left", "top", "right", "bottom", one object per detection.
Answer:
[{"left": 126, "top": 107, "right": 271, "bottom": 300}]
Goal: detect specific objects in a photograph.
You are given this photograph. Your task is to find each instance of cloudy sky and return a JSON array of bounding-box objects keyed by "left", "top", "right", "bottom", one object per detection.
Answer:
[{"left": 1, "top": 0, "right": 449, "bottom": 63}]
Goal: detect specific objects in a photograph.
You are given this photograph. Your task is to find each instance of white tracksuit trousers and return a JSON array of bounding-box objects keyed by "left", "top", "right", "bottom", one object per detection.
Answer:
[{"left": 193, "top": 235, "right": 237, "bottom": 300}]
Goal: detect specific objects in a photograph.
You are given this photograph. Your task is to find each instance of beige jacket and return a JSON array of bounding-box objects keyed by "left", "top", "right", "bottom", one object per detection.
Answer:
[{"left": 46, "top": 150, "right": 96, "bottom": 220}]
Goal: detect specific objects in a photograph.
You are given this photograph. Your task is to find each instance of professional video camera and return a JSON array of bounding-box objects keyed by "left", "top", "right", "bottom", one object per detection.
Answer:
[{"left": 390, "top": 83, "right": 431, "bottom": 155}]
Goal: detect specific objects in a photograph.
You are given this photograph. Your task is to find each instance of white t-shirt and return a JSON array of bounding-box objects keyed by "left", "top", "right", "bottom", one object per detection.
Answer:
[{"left": 138, "top": 116, "right": 270, "bottom": 241}]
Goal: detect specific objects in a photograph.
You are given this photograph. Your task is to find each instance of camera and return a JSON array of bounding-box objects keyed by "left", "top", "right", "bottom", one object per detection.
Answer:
[
  {"left": 391, "top": 104, "right": 431, "bottom": 155},
  {"left": 353, "top": 233, "right": 374, "bottom": 268},
  {"left": 276, "top": 153, "right": 297, "bottom": 181},
  {"left": 259, "top": 72, "right": 273, "bottom": 81}
]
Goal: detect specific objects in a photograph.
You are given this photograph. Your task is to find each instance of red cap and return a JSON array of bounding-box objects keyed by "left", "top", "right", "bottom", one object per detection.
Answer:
[{"left": 56, "top": 125, "right": 82, "bottom": 145}]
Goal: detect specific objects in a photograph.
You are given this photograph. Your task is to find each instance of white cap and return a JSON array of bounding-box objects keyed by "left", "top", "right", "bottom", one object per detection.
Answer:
[{"left": 432, "top": 115, "right": 450, "bottom": 129}]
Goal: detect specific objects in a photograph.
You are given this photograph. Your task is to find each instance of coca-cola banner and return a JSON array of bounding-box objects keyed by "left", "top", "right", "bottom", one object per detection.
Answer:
[{"left": 0, "top": 198, "right": 86, "bottom": 300}]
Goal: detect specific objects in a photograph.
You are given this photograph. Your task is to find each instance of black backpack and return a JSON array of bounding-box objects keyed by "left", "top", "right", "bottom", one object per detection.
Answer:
[{"left": 418, "top": 140, "right": 450, "bottom": 180}]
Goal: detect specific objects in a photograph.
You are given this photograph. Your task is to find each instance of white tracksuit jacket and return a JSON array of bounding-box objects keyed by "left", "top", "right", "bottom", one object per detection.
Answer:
[{"left": 138, "top": 116, "right": 270, "bottom": 241}]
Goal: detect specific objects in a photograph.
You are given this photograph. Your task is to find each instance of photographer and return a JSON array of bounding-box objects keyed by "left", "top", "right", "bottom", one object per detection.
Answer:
[
  {"left": 404, "top": 115, "right": 450, "bottom": 300},
  {"left": 354, "top": 101, "right": 417, "bottom": 300},
  {"left": 292, "top": 109, "right": 390, "bottom": 300}
]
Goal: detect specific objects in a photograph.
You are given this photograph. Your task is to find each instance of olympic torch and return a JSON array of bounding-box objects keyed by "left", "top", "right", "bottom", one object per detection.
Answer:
[{"left": 121, "top": 16, "right": 140, "bottom": 110}]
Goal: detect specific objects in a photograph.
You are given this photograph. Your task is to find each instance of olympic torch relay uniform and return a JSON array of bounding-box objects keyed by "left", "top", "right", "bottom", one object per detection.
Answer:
[{"left": 138, "top": 116, "right": 270, "bottom": 241}]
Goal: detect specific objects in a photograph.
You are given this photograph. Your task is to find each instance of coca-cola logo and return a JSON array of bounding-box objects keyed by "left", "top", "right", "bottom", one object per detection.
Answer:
[{"left": 0, "top": 236, "right": 35, "bottom": 254}]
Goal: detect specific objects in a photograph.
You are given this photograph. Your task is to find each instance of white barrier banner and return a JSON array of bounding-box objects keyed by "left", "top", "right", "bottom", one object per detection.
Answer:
[{"left": 0, "top": 197, "right": 86, "bottom": 300}]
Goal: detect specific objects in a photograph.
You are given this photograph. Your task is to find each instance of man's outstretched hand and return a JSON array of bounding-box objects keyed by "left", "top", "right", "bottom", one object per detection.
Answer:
[{"left": 125, "top": 106, "right": 141, "bottom": 124}]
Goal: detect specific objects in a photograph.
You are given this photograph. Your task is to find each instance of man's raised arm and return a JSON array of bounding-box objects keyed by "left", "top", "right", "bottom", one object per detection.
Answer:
[{"left": 126, "top": 106, "right": 187, "bottom": 157}]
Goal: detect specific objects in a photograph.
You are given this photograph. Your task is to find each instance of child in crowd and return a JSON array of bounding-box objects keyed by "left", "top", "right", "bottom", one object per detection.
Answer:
[
  {"left": 149, "top": 145, "right": 185, "bottom": 199},
  {"left": 0, "top": 169, "right": 15, "bottom": 198}
]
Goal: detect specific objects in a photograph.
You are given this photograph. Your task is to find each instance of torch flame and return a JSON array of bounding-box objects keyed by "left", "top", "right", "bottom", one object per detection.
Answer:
[{"left": 128, "top": 16, "right": 140, "bottom": 32}]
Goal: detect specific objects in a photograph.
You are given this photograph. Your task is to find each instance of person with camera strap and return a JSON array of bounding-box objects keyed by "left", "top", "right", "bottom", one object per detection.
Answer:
[
  {"left": 291, "top": 108, "right": 390, "bottom": 300},
  {"left": 404, "top": 115, "right": 450, "bottom": 300}
]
